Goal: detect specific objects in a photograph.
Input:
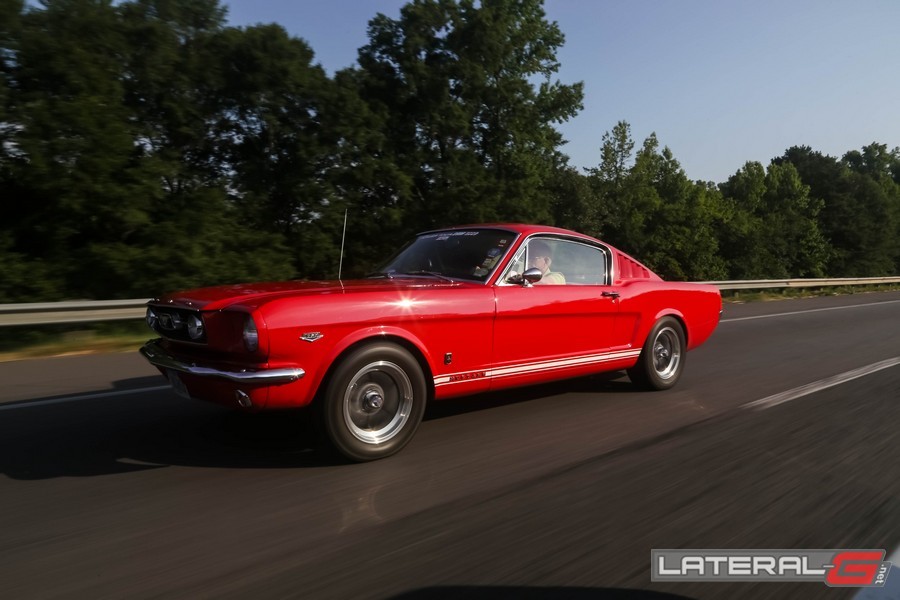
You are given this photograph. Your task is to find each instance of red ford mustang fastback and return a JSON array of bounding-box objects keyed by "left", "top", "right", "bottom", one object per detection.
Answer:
[{"left": 141, "top": 224, "right": 721, "bottom": 461}]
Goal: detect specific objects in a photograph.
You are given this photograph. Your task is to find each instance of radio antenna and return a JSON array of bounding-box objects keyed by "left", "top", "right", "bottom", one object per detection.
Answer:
[{"left": 338, "top": 208, "right": 348, "bottom": 281}]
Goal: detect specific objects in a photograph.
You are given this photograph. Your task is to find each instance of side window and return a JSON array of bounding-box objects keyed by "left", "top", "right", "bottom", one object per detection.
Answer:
[
  {"left": 554, "top": 240, "right": 608, "bottom": 284},
  {"left": 499, "top": 238, "right": 609, "bottom": 285},
  {"left": 526, "top": 239, "right": 567, "bottom": 285}
]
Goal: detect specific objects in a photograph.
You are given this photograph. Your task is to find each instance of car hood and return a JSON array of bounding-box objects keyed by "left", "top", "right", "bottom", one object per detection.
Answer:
[{"left": 151, "top": 278, "right": 467, "bottom": 312}]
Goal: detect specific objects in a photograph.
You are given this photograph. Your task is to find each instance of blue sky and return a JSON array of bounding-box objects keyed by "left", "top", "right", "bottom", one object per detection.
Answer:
[{"left": 224, "top": 0, "right": 900, "bottom": 183}]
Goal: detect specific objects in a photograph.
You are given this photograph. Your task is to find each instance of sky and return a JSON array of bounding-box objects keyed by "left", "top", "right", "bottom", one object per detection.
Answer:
[{"left": 223, "top": 0, "right": 900, "bottom": 183}]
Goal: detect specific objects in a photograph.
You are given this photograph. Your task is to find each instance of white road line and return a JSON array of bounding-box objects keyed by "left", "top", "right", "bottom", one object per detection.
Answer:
[
  {"left": 0, "top": 385, "right": 172, "bottom": 411},
  {"left": 722, "top": 299, "right": 900, "bottom": 323},
  {"left": 743, "top": 357, "right": 900, "bottom": 411}
]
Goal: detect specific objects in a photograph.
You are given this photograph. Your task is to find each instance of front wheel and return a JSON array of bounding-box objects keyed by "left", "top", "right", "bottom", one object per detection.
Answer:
[
  {"left": 627, "top": 317, "right": 686, "bottom": 391},
  {"left": 321, "top": 342, "right": 427, "bottom": 461}
]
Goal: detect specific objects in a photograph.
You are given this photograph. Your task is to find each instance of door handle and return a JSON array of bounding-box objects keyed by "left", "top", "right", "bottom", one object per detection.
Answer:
[{"left": 601, "top": 291, "right": 620, "bottom": 299}]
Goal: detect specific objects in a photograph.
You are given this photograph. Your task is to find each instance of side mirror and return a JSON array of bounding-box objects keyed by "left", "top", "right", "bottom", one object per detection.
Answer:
[
  {"left": 522, "top": 267, "right": 544, "bottom": 283},
  {"left": 522, "top": 267, "right": 543, "bottom": 285},
  {"left": 505, "top": 267, "right": 543, "bottom": 286}
]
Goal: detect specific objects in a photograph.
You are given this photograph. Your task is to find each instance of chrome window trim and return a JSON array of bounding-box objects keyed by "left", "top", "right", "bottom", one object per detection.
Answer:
[{"left": 494, "top": 233, "right": 613, "bottom": 287}]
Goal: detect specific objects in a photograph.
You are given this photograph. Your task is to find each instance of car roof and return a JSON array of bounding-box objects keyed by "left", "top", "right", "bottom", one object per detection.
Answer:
[
  {"left": 422, "top": 223, "right": 600, "bottom": 240},
  {"left": 416, "top": 223, "right": 662, "bottom": 282}
]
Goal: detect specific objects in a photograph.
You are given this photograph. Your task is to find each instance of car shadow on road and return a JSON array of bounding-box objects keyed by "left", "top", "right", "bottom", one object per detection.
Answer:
[
  {"left": 0, "top": 372, "right": 645, "bottom": 480},
  {"left": 0, "top": 378, "right": 346, "bottom": 480},
  {"left": 424, "top": 371, "right": 640, "bottom": 421}
]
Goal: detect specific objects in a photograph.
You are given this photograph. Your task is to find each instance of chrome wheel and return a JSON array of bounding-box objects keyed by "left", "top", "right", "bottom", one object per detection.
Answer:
[
  {"left": 652, "top": 326, "right": 682, "bottom": 380},
  {"left": 323, "top": 343, "right": 427, "bottom": 461},
  {"left": 627, "top": 317, "right": 686, "bottom": 391},
  {"left": 342, "top": 360, "right": 414, "bottom": 445}
]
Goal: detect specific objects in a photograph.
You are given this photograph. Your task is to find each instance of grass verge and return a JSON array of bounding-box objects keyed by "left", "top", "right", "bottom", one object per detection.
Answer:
[{"left": 0, "top": 321, "right": 152, "bottom": 362}]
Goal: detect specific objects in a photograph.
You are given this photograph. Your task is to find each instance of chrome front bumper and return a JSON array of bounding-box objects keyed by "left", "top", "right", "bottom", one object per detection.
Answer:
[{"left": 140, "top": 339, "right": 305, "bottom": 384}]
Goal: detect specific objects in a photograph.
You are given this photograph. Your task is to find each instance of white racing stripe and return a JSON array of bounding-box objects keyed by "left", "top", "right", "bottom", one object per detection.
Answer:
[
  {"left": 490, "top": 349, "right": 641, "bottom": 379},
  {"left": 434, "top": 349, "right": 642, "bottom": 386},
  {"left": 743, "top": 357, "right": 900, "bottom": 411},
  {"left": 0, "top": 385, "right": 172, "bottom": 411},
  {"left": 722, "top": 299, "right": 900, "bottom": 323}
]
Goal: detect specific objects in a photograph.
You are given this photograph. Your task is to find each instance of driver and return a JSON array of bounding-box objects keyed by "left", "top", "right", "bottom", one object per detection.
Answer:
[{"left": 528, "top": 240, "right": 565, "bottom": 285}]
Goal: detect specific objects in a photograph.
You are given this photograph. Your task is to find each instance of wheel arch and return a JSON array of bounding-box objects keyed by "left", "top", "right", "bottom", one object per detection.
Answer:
[
  {"left": 652, "top": 310, "right": 689, "bottom": 347},
  {"left": 311, "top": 332, "right": 436, "bottom": 407}
]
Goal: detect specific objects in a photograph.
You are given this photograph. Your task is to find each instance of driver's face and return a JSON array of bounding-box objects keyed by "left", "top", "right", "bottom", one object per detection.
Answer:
[{"left": 529, "top": 254, "right": 550, "bottom": 273}]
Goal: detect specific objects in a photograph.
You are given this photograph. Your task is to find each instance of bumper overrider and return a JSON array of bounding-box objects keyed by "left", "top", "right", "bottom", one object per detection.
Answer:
[{"left": 140, "top": 339, "right": 305, "bottom": 384}]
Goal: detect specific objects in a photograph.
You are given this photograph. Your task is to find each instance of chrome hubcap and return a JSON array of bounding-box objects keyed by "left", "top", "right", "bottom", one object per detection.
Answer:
[
  {"left": 652, "top": 327, "right": 681, "bottom": 380},
  {"left": 362, "top": 390, "right": 384, "bottom": 412},
  {"left": 343, "top": 361, "right": 413, "bottom": 444}
]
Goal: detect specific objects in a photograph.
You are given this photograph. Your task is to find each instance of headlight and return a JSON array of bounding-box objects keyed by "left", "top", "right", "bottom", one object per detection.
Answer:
[
  {"left": 243, "top": 316, "right": 259, "bottom": 352},
  {"left": 187, "top": 314, "right": 204, "bottom": 340},
  {"left": 146, "top": 307, "right": 158, "bottom": 330}
]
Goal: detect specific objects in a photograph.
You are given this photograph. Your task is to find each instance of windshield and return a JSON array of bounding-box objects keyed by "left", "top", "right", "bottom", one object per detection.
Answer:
[{"left": 374, "top": 229, "right": 518, "bottom": 283}]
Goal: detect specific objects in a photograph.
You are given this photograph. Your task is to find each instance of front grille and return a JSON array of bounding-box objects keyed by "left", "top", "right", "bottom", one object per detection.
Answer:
[{"left": 148, "top": 305, "right": 206, "bottom": 343}]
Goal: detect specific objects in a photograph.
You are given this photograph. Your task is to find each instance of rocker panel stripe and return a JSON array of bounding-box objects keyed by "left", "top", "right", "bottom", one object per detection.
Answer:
[{"left": 433, "top": 349, "right": 642, "bottom": 386}]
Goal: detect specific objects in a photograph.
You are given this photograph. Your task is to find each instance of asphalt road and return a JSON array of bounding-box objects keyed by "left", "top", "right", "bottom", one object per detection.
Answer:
[{"left": 1, "top": 292, "right": 899, "bottom": 599}]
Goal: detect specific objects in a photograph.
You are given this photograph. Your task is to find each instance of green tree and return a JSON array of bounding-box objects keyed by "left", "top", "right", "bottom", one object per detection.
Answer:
[
  {"left": 202, "top": 23, "right": 349, "bottom": 278},
  {"left": 547, "top": 163, "right": 597, "bottom": 236},
  {"left": 842, "top": 143, "right": 900, "bottom": 272},
  {"left": 778, "top": 146, "right": 896, "bottom": 276},
  {"left": 3, "top": 0, "right": 144, "bottom": 297},
  {"left": 843, "top": 142, "right": 899, "bottom": 181},
  {"left": 716, "top": 162, "right": 768, "bottom": 278},
  {"left": 353, "top": 0, "right": 583, "bottom": 240},
  {"left": 114, "top": 1, "right": 299, "bottom": 293},
  {"left": 586, "top": 123, "right": 726, "bottom": 280},
  {"left": 584, "top": 120, "right": 634, "bottom": 242},
  {"left": 635, "top": 141, "right": 726, "bottom": 280},
  {"left": 0, "top": 0, "right": 298, "bottom": 300},
  {"left": 0, "top": 0, "right": 21, "bottom": 158},
  {"left": 720, "top": 161, "right": 828, "bottom": 278},
  {"left": 591, "top": 120, "right": 634, "bottom": 192}
]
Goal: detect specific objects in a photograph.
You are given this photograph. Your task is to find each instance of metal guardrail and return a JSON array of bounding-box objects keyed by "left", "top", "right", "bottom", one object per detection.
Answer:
[
  {"left": 698, "top": 276, "right": 900, "bottom": 291},
  {"left": 0, "top": 299, "right": 150, "bottom": 326},
  {"left": 2, "top": 276, "right": 899, "bottom": 326}
]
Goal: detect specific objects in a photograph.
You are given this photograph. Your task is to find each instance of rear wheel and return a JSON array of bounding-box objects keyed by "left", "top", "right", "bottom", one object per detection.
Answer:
[
  {"left": 321, "top": 342, "right": 427, "bottom": 461},
  {"left": 627, "top": 317, "right": 685, "bottom": 391}
]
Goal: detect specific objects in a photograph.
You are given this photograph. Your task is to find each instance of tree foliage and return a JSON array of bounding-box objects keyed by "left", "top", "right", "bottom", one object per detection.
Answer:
[
  {"left": 349, "top": 0, "right": 584, "bottom": 263},
  {"left": 776, "top": 145, "right": 898, "bottom": 276},
  {"left": 581, "top": 124, "right": 727, "bottom": 280},
  {"left": 1, "top": 0, "right": 898, "bottom": 302}
]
